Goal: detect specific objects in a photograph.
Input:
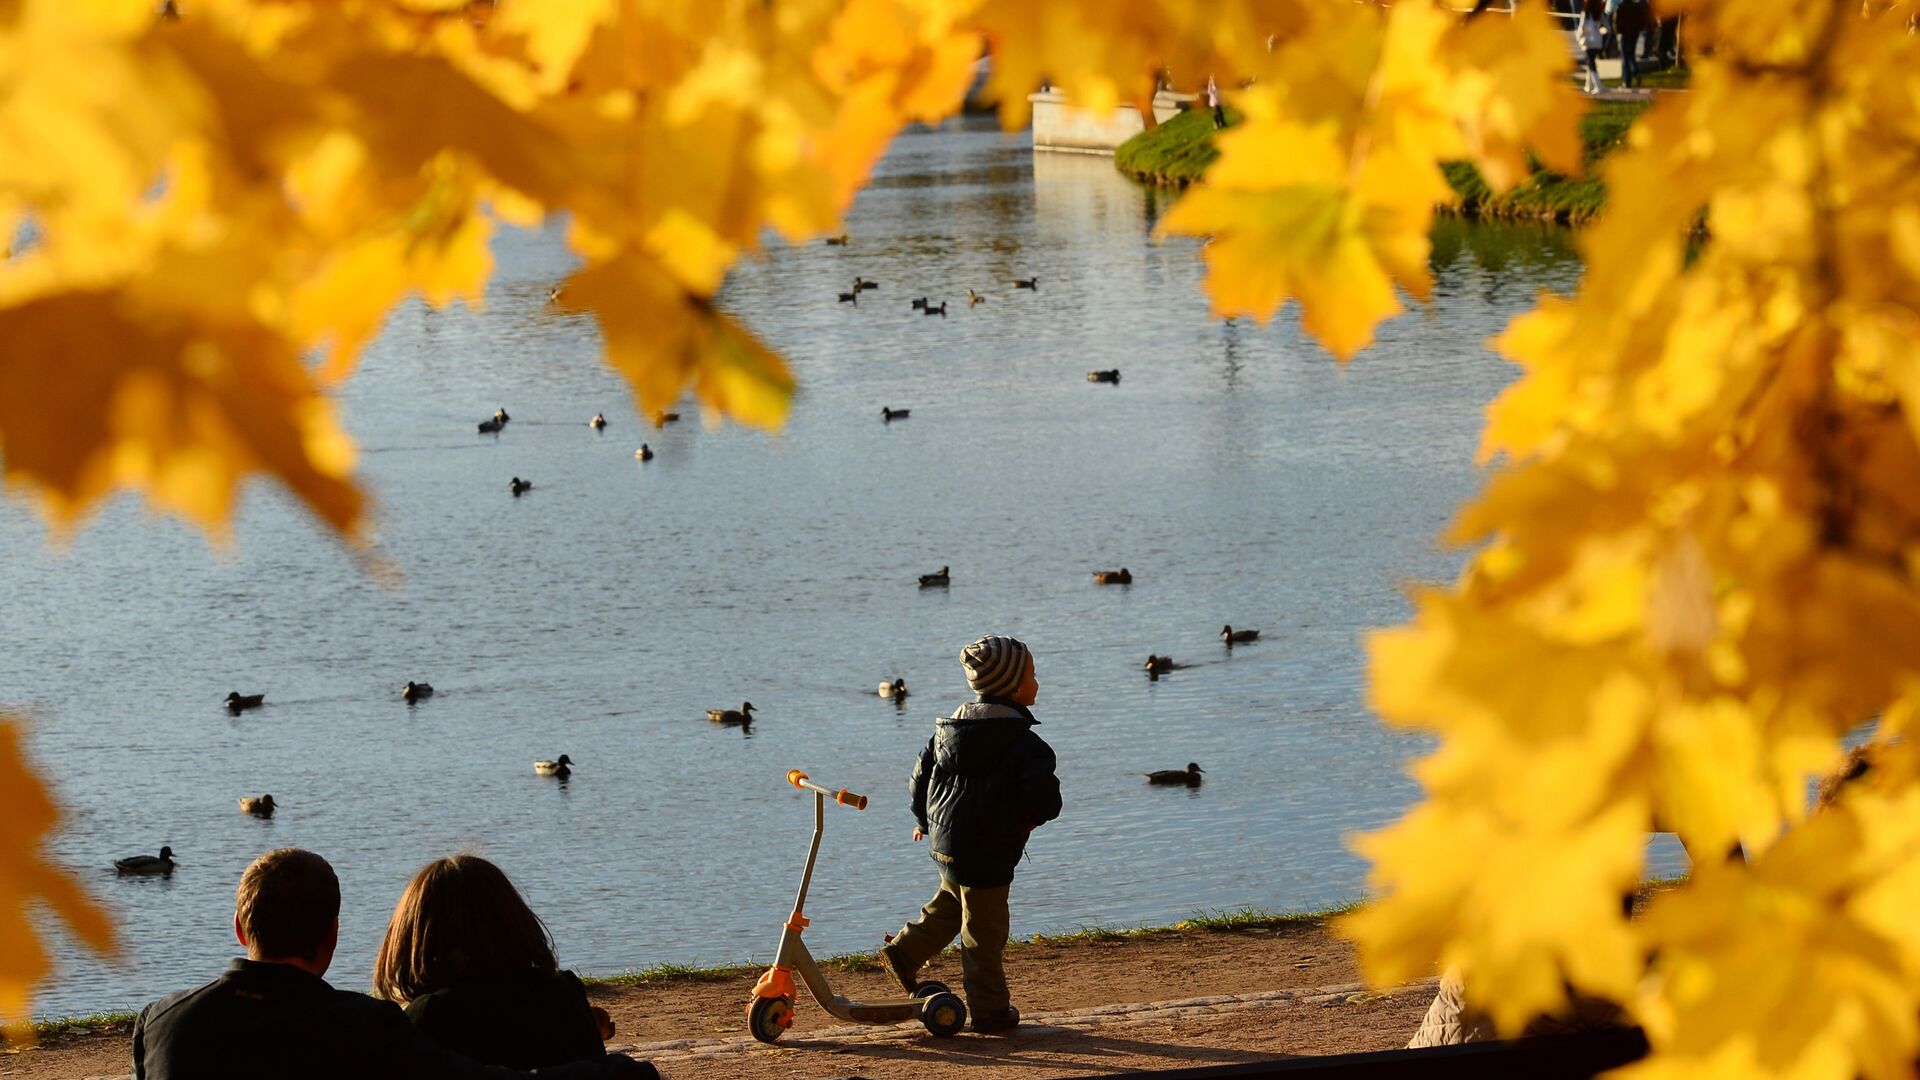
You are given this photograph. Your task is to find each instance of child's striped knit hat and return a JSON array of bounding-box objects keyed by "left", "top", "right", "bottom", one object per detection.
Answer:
[{"left": 961, "top": 635, "right": 1031, "bottom": 699}]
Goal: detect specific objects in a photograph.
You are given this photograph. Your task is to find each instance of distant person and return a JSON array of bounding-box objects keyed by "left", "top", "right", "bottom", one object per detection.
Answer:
[
  {"left": 878, "top": 635, "right": 1062, "bottom": 1034},
  {"left": 131, "top": 848, "right": 654, "bottom": 1080},
  {"left": 375, "top": 855, "right": 609, "bottom": 1070},
  {"left": 1614, "top": 0, "right": 1650, "bottom": 86},
  {"left": 1206, "top": 75, "right": 1226, "bottom": 129},
  {"left": 1578, "top": 0, "right": 1608, "bottom": 95}
]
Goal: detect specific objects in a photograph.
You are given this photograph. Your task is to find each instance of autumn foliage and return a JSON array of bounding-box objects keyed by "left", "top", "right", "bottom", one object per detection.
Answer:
[{"left": 4, "top": 0, "right": 1920, "bottom": 1074}]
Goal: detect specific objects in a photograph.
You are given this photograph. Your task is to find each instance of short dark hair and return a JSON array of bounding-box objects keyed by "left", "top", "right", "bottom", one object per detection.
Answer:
[
  {"left": 373, "top": 855, "right": 557, "bottom": 1003},
  {"left": 235, "top": 849, "right": 339, "bottom": 961}
]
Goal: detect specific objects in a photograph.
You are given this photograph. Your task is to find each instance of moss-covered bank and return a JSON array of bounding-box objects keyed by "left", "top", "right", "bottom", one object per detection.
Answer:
[{"left": 1114, "top": 99, "right": 1651, "bottom": 226}]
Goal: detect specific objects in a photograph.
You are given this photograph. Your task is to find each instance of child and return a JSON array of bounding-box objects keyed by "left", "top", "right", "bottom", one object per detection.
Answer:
[{"left": 878, "top": 635, "right": 1061, "bottom": 1034}]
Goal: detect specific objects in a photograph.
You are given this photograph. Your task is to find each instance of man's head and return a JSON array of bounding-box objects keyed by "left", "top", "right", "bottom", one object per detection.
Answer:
[
  {"left": 233, "top": 848, "right": 340, "bottom": 976},
  {"left": 961, "top": 635, "right": 1037, "bottom": 705}
]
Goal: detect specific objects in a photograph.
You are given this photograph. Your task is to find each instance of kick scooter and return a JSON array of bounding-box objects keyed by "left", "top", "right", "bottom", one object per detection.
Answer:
[{"left": 747, "top": 769, "right": 968, "bottom": 1043}]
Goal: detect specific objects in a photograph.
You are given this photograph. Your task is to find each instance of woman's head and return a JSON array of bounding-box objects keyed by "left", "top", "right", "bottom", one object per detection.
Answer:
[{"left": 374, "top": 854, "right": 557, "bottom": 1002}]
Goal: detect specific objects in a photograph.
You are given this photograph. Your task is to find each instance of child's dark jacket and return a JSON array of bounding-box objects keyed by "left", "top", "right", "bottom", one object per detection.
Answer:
[{"left": 909, "top": 697, "right": 1062, "bottom": 888}]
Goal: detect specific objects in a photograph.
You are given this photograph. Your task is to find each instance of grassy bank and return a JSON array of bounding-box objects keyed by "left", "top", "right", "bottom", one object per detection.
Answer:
[
  {"left": 1114, "top": 98, "right": 1651, "bottom": 226},
  {"left": 586, "top": 900, "right": 1365, "bottom": 988}
]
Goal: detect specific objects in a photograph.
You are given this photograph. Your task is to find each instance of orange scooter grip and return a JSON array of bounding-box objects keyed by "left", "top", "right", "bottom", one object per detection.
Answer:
[{"left": 836, "top": 789, "right": 868, "bottom": 810}]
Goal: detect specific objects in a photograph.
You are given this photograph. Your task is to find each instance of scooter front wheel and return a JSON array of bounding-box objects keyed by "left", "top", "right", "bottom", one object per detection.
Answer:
[
  {"left": 912, "top": 980, "right": 950, "bottom": 1000},
  {"left": 749, "top": 995, "right": 794, "bottom": 1044},
  {"left": 920, "top": 991, "right": 967, "bottom": 1037}
]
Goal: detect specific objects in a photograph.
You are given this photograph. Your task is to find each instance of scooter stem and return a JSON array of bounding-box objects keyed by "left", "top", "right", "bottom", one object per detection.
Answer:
[{"left": 789, "top": 791, "right": 826, "bottom": 925}]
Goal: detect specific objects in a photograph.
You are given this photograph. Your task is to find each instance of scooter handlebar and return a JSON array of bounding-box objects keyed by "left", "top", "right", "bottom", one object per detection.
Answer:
[{"left": 786, "top": 769, "right": 868, "bottom": 810}]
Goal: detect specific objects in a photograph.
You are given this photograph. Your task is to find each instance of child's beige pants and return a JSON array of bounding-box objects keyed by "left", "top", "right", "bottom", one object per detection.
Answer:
[{"left": 883, "top": 877, "right": 1011, "bottom": 1016}]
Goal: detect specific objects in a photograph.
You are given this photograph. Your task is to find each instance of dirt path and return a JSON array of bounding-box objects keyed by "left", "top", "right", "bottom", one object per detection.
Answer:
[{"left": 1, "top": 922, "right": 1435, "bottom": 1079}]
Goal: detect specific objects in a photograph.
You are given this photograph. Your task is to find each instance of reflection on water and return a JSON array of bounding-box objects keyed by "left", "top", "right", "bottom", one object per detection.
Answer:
[{"left": 8, "top": 118, "right": 1656, "bottom": 1021}]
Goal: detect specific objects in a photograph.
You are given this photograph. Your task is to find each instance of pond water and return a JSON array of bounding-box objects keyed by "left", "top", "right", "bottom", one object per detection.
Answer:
[{"left": 7, "top": 118, "right": 1634, "bottom": 1020}]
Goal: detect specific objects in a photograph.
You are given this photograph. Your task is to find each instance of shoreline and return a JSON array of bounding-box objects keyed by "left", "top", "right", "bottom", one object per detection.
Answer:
[
  {"left": 1114, "top": 98, "right": 1654, "bottom": 226},
  {"left": 10, "top": 902, "right": 1364, "bottom": 1041}
]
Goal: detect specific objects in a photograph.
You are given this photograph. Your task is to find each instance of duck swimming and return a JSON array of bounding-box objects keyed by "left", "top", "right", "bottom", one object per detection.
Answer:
[
  {"left": 707, "top": 702, "right": 756, "bottom": 726},
  {"left": 1094, "top": 568, "right": 1132, "bottom": 585},
  {"left": 911, "top": 297, "right": 929, "bottom": 310},
  {"left": 918, "top": 565, "right": 950, "bottom": 588},
  {"left": 1222, "top": 625, "right": 1260, "bottom": 645},
  {"left": 878, "top": 678, "right": 909, "bottom": 699},
  {"left": 655, "top": 411, "right": 681, "bottom": 424},
  {"left": 967, "top": 289, "right": 986, "bottom": 306},
  {"left": 1143, "top": 654, "right": 1174, "bottom": 675},
  {"left": 825, "top": 234, "right": 849, "bottom": 246},
  {"left": 239, "top": 795, "right": 277, "bottom": 818},
  {"left": 921, "top": 301, "right": 946, "bottom": 316},
  {"left": 1146, "top": 763, "right": 1205, "bottom": 786},
  {"left": 402, "top": 681, "right": 434, "bottom": 703},
  {"left": 116, "top": 846, "right": 176, "bottom": 876},
  {"left": 636, "top": 444, "right": 654, "bottom": 461},
  {"left": 882, "top": 407, "right": 910, "bottom": 422},
  {"left": 478, "top": 418, "right": 503, "bottom": 434},
  {"left": 838, "top": 291, "right": 858, "bottom": 303},
  {"left": 510, "top": 477, "right": 533, "bottom": 496},
  {"left": 1013, "top": 277, "right": 1038, "bottom": 290},
  {"left": 225, "top": 691, "right": 265, "bottom": 712},
  {"left": 534, "top": 754, "right": 573, "bottom": 778},
  {"left": 853, "top": 276, "right": 880, "bottom": 292},
  {"left": 1087, "top": 369, "right": 1121, "bottom": 384},
  {"left": 590, "top": 413, "right": 607, "bottom": 430}
]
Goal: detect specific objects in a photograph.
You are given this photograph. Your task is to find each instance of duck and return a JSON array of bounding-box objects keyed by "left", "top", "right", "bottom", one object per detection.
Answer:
[
  {"left": 225, "top": 691, "right": 265, "bottom": 712},
  {"left": 1143, "top": 654, "right": 1175, "bottom": 675},
  {"left": 878, "top": 678, "right": 909, "bottom": 699},
  {"left": 967, "top": 289, "right": 986, "bottom": 306},
  {"left": 922, "top": 302, "right": 947, "bottom": 316},
  {"left": 1013, "top": 277, "right": 1038, "bottom": 290},
  {"left": 853, "top": 276, "right": 880, "bottom": 292},
  {"left": 1094, "top": 568, "right": 1132, "bottom": 585},
  {"left": 510, "top": 477, "right": 533, "bottom": 496},
  {"left": 635, "top": 443, "right": 654, "bottom": 461},
  {"left": 478, "top": 417, "right": 503, "bottom": 434},
  {"left": 918, "top": 565, "right": 950, "bottom": 588},
  {"left": 911, "top": 297, "right": 929, "bottom": 310},
  {"left": 547, "top": 285, "right": 564, "bottom": 303},
  {"left": 534, "top": 754, "right": 573, "bottom": 778},
  {"left": 1222, "top": 625, "right": 1260, "bottom": 645},
  {"left": 1146, "top": 763, "right": 1205, "bottom": 786},
  {"left": 881, "top": 407, "right": 910, "bottom": 422},
  {"left": 239, "top": 794, "right": 277, "bottom": 818},
  {"left": 494, "top": 408, "right": 511, "bottom": 424},
  {"left": 1087, "top": 369, "right": 1121, "bottom": 384},
  {"left": 115, "top": 846, "right": 176, "bottom": 876},
  {"left": 590, "top": 413, "right": 607, "bottom": 430},
  {"left": 825, "top": 234, "right": 849, "bottom": 246},
  {"left": 707, "top": 702, "right": 756, "bottom": 726},
  {"left": 402, "top": 681, "right": 434, "bottom": 703},
  {"left": 653, "top": 411, "right": 682, "bottom": 424},
  {"left": 838, "top": 291, "right": 858, "bottom": 303}
]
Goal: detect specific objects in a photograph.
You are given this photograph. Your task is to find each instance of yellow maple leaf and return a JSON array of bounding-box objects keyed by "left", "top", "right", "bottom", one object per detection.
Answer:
[{"left": 0, "top": 717, "right": 114, "bottom": 1037}]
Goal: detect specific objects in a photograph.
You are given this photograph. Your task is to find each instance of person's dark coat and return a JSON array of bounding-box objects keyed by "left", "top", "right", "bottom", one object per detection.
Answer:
[
  {"left": 405, "top": 970, "right": 604, "bottom": 1070},
  {"left": 132, "top": 958, "right": 653, "bottom": 1080},
  {"left": 909, "top": 698, "right": 1062, "bottom": 888}
]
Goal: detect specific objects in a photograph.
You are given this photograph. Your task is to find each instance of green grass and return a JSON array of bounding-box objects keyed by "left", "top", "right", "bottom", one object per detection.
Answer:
[
  {"left": 2, "top": 1011, "right": 138, "bottom": 1047},
  {"left": 1114, "top": 97, "right": 1652, "bottom": 225},
  {"left": 1112, "top": 107, "right": 1229, "bottom": 189}
]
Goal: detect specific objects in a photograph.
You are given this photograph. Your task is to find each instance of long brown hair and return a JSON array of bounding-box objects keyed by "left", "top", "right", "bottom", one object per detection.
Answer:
[{"left": 374, "top": 854, "right": 558, "bottom": 1002}]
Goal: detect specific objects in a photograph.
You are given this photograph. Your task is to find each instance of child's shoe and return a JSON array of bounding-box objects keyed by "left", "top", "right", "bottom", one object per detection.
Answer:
[
  {"left": 879, "top": 944, "right": 921, "bottom": 995},
  {"left": 972, "top": 1006, "right": 1020, "bottom": 1034}
]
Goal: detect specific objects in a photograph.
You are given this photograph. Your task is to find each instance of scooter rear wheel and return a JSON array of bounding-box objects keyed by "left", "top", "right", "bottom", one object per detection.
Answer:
[
  {"left": 920, "top": 991, "right": 967, "bottom": 1037},
  {"left": 912, "top": 980, "right": 950, "bottom": 999},
  {"left": 749, "top": 995, "right": 794, "bottom": 1044}
]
